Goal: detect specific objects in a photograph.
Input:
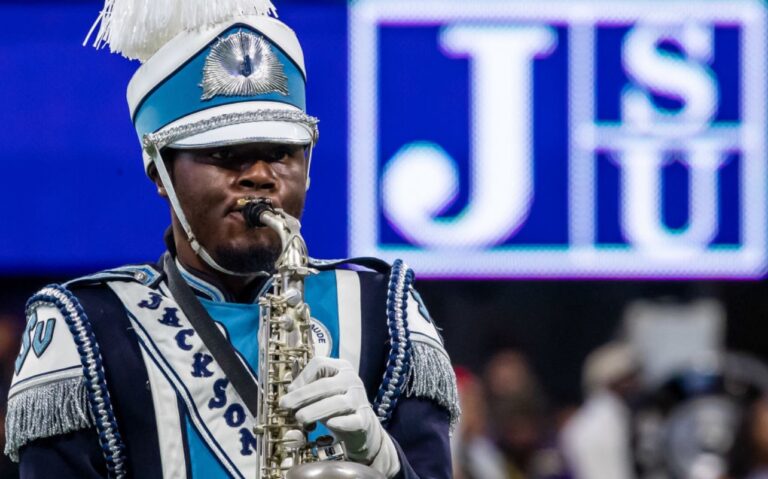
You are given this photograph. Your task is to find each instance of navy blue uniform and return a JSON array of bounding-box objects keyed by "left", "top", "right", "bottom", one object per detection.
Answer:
[{"left": 6, "top": 258, "right": 457, "bottom": 479}]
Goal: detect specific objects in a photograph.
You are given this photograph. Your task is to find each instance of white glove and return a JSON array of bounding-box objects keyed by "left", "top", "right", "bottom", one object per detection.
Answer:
[{"left": 279, "top": 357, "right": 401, "bottom": 478}]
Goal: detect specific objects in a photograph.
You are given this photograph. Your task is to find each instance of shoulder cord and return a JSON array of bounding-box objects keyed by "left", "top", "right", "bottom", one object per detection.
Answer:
[{"left": 373, "top": 259, "right": 414, "bottom": 425}]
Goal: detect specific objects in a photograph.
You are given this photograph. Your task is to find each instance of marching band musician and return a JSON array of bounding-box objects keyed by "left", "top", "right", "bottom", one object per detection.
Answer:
[{"left": 5, "top": 1, "right": 458, "bottom": 477}]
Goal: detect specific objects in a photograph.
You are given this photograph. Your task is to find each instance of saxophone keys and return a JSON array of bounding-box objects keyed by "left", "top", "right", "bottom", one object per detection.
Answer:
[
  {"left": 282, "top": 288, "right": 302, "bottom": 307},
  {"left": 278, "top": 314, "right": 295, "bottom": 332},
  {"left": 278, "top": 429, "right": 306, "bottom": 450}
]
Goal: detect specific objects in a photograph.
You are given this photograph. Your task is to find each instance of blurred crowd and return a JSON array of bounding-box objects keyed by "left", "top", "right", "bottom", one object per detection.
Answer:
[
  {"left": 451, "top": 298, "right": 768, "bottom": 479},
  {"left": 452, "top": 347, "right": 768, "bottom": 479},
  {"left": 0, "top": 313, "right": 21, "bottom": 479}
]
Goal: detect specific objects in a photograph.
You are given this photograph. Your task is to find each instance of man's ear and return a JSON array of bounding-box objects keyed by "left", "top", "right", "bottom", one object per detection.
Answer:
[{"left": 147, "top": 163, "right": 169, "bottom": 198}]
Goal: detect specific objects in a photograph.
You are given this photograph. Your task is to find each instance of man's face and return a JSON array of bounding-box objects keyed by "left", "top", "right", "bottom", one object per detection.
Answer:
[{"left": 163, "top": 142, "right": 309, "bottom": 273}]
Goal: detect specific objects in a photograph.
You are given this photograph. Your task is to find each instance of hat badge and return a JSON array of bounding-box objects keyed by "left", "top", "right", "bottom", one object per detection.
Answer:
[{"left": 201, "top": 30, "right": 289, "bottom": 101}]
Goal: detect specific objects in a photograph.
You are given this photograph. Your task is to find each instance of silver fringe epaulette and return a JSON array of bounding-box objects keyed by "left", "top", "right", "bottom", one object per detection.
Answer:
[
  {"left": 408, "top": 341, "right": 461, "bottom": 432},
  {"left": 5, "top": 377, "right": 92, "bottom": 461}
]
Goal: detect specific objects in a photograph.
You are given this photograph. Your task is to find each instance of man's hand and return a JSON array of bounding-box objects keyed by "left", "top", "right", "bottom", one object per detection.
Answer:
[{"left": 279, "top": 357, "right": 401, "bottom": 478}]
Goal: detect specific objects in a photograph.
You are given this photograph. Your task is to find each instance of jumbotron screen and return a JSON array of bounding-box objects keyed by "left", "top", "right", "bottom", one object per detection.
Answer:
[{"left": 1, "top": 0, "right": 765, "bottom": 279}]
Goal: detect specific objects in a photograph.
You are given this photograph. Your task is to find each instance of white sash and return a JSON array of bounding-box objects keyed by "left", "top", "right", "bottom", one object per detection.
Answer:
[{"left": 108, "top": 281, "right": 258, "bottom": 479}]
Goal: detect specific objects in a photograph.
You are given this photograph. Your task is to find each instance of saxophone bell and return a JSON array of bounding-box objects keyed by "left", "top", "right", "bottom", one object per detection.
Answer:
[{"left": 286, "top": 461, "right": 388, "bottom": 479}]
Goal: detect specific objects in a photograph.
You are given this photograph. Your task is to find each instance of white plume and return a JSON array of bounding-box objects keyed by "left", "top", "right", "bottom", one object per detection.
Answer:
[{"left": 84, "top": 0, "right": 278, "bottom": 62}]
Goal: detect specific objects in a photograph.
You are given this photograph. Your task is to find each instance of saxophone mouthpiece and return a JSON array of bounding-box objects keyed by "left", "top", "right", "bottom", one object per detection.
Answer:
[{"left": 238, "top": 197, "right": 274, "bottom": 228}]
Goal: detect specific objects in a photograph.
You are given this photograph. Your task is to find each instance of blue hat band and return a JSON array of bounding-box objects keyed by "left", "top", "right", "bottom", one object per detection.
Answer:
[{"left": 132, "top": 25, "right": 307, "bottom": 140}]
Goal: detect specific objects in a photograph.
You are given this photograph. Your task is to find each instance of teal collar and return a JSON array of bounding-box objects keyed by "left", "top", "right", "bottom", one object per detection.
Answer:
[{"left": 175, "top": 258, "right": 272, "bottom": 304}]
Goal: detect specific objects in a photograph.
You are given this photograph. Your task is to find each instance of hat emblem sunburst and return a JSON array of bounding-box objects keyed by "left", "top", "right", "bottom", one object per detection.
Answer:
[{"left": 201, "top": 31, "right": 289, "bottom": 101}]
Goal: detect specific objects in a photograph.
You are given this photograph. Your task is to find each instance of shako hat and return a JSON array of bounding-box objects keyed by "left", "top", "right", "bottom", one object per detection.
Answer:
[{"left": 86, "top": 0, "right": 319, "bottom": 171}]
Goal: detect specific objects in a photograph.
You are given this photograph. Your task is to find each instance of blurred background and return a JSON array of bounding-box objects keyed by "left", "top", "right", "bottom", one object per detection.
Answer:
[{"left": 2, "top": 0, "right": 768, "bottom": 478}]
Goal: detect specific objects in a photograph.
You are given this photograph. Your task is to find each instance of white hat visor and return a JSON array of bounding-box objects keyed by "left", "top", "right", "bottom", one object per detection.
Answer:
[
  {"left": 169, "top": 119, "right": 313, "bottom": 149},
  {"left": 163, "top": 102, "right": 314, "bottom": 150}
]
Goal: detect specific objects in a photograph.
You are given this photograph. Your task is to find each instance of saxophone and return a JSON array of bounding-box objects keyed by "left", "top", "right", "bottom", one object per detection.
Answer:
[{"left": 238, "top": 197, "right": 385, "bottom": 479}]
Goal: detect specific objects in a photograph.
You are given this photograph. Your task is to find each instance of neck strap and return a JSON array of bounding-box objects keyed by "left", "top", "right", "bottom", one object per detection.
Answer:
[{"left": 163, "top": 253, "right": 261, "bottom": 417}]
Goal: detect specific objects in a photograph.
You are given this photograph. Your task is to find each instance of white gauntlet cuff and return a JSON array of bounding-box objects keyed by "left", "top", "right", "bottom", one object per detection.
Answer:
[{"left": 370, "top": 433, "right": 401, "bottom": 479}]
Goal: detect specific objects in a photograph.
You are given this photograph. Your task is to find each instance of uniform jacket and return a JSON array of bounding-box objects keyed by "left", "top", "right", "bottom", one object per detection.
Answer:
[{"left": 6, "top": 256, "right": 458, "bottom": 478}]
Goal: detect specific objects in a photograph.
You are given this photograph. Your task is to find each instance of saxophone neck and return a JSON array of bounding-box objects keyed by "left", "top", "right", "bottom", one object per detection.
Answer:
[{"left": 260, "top": 209, "right": 313, "bottom": 278}]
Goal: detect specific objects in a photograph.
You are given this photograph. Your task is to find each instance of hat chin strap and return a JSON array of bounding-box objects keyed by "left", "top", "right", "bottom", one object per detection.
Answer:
[
  {"left": 146, "top": 144, "right": 268, "bottom": 278},
  {"left": 305, "top": 139, "right": 314, "bottom": 191}
]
